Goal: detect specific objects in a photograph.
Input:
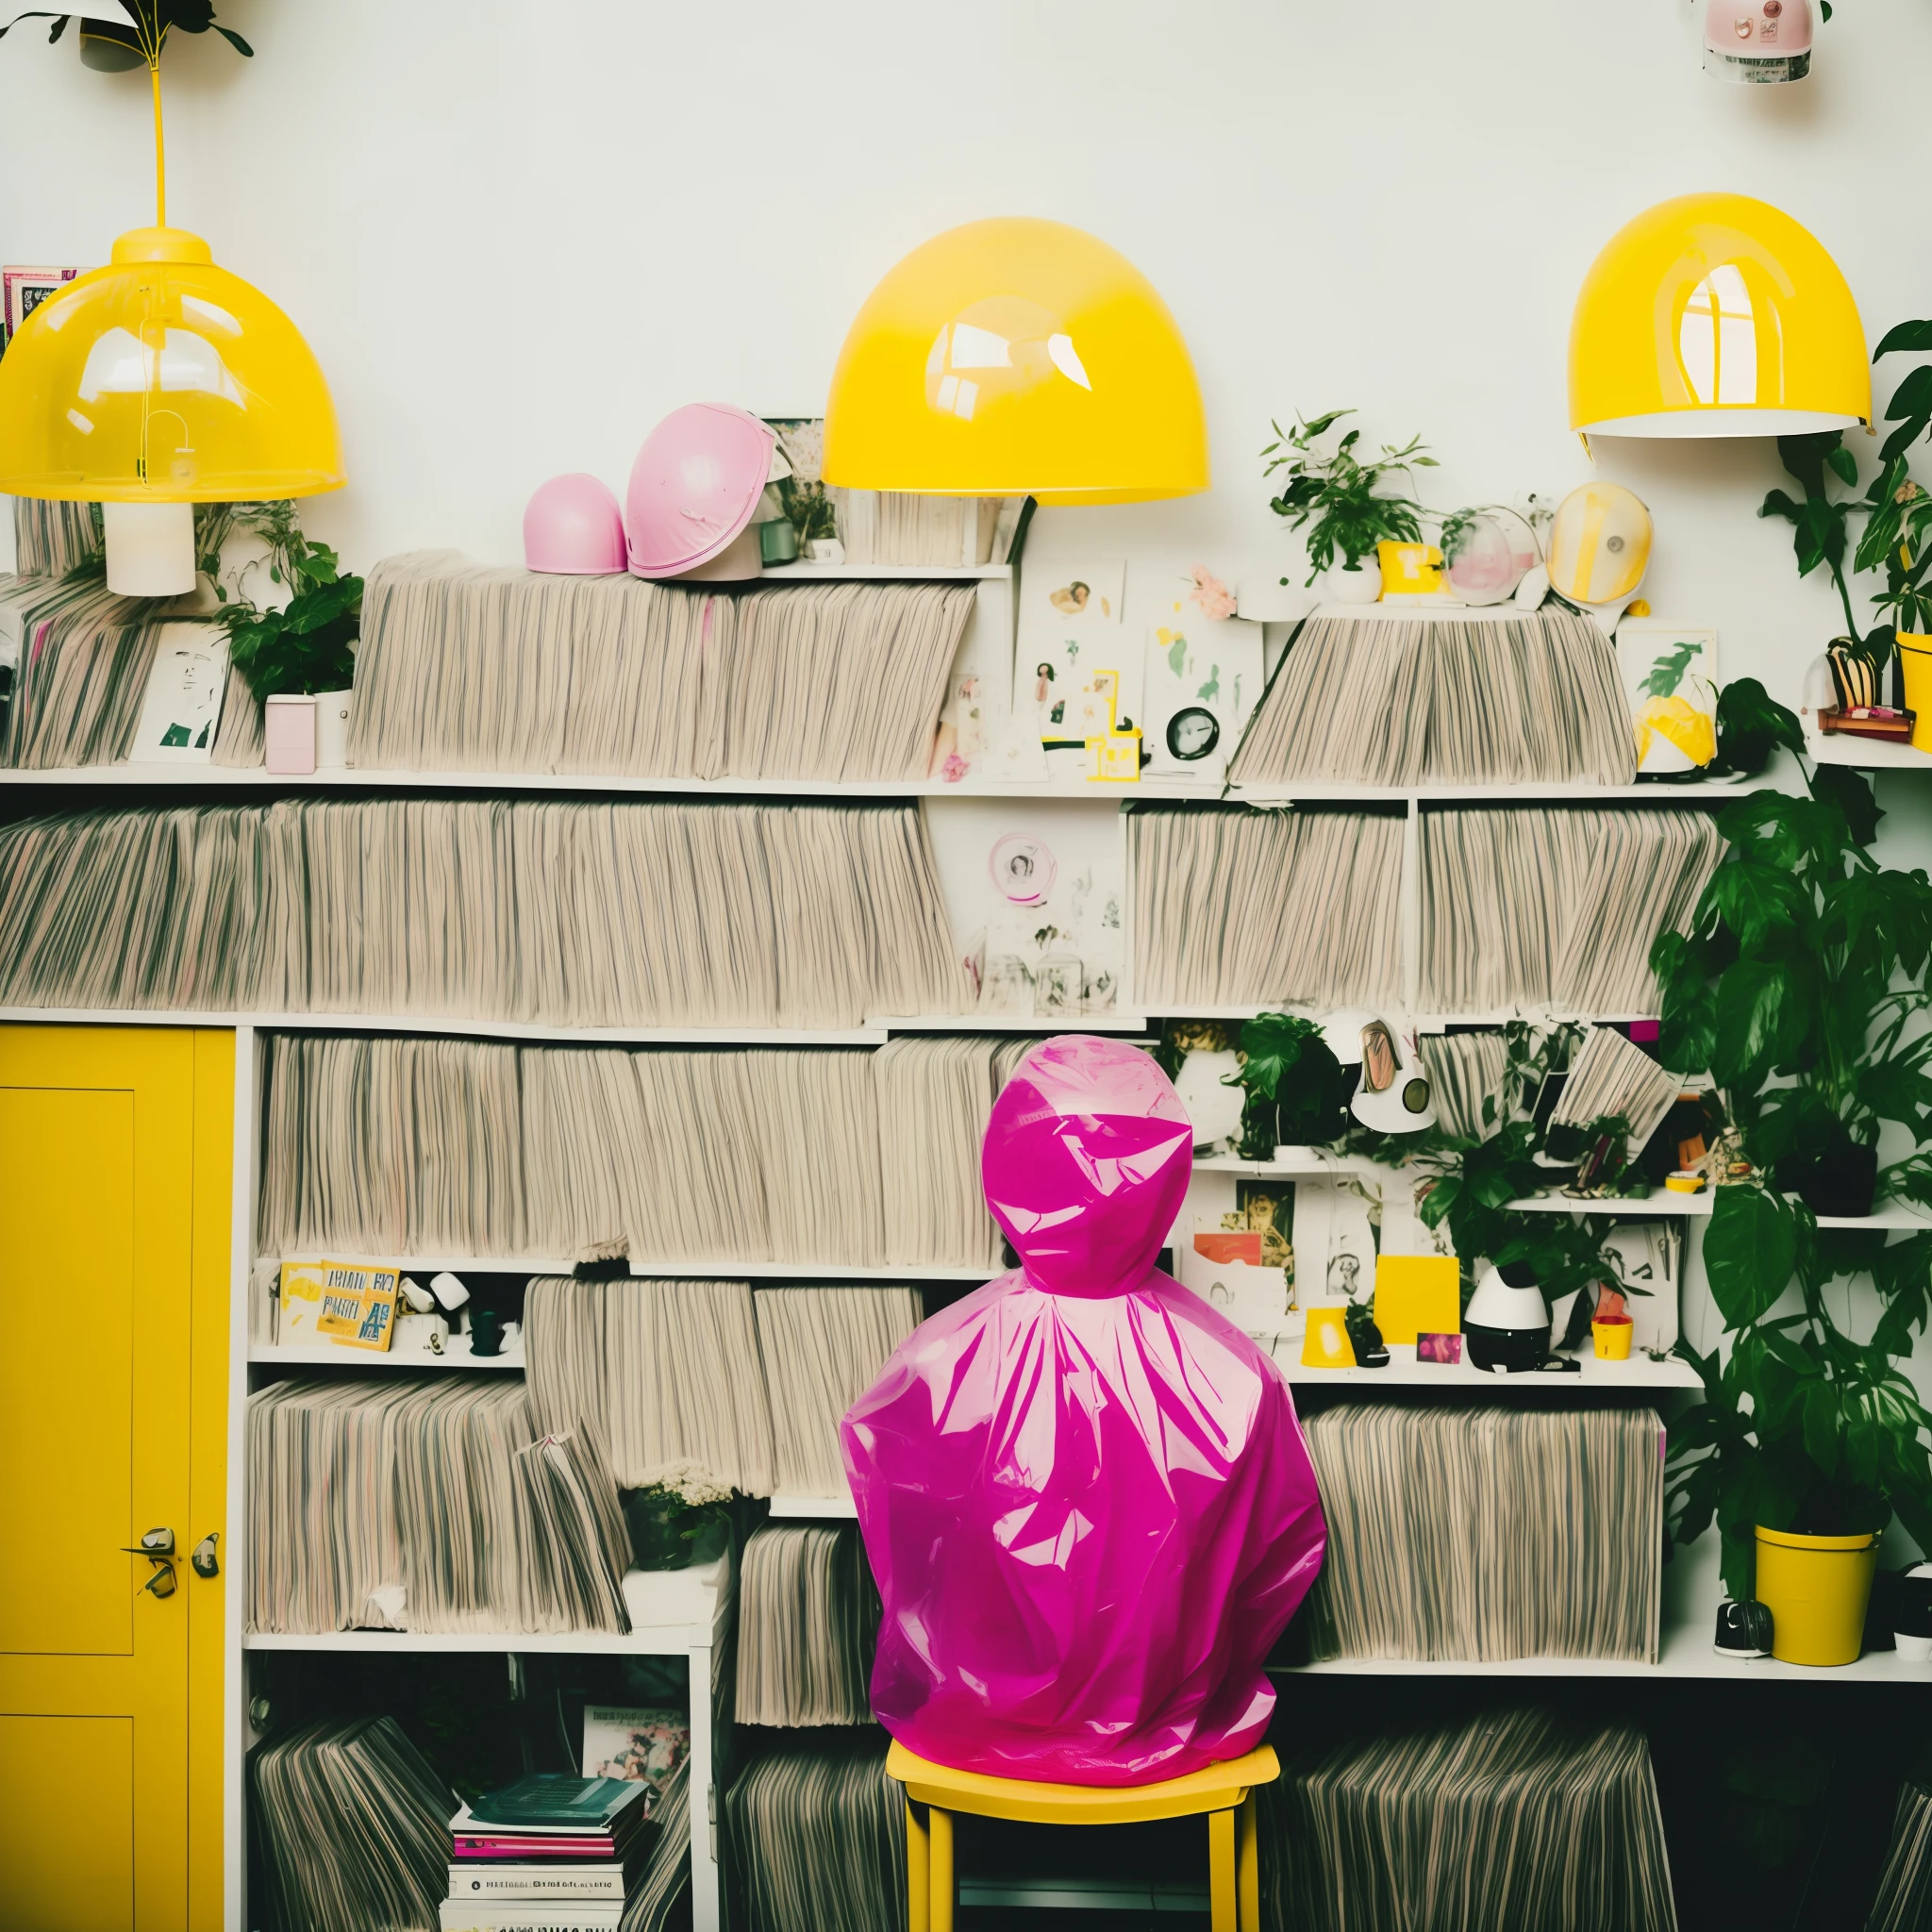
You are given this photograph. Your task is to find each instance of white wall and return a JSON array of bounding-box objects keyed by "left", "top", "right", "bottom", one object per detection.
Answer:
[{"left": 4, "top": 1, "right": 1932, "bottom": 713}]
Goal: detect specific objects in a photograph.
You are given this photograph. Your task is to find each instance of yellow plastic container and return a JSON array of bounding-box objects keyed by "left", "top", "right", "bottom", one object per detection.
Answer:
[
  {"left": 1896, "top": 635, "right": 1932, "bottom": 752},
  {"left": 1591, "top": 1316, "right": 1634, "bottom": 1361},
  {"left": 1755, "top": 1525, "right": 1878, "bottom": 1666},
  {"left": 1300, "top": 1305, "right": 1356, "bottom": 1370}
]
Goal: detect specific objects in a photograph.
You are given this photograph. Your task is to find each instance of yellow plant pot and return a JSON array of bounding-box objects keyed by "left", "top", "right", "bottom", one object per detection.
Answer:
[
  {"left": 1754, "top": 1525, "right": 1878, "bottom": 1667},
  {"left": 1897, "top": 634, "right": 1932, "bottom": 752},
  {"left": 1591, "top": 1317, "right": 1634, "bottom": 1361}
]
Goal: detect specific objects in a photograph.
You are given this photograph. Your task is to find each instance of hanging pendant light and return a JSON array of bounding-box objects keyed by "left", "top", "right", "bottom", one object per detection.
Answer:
[
  {"left": 0, "top": 8, "right": 342, "bottom": 592},
  {"left": 1568, "top": 192, "right": 1868, "bottom": 441},
  {"left": 822, "top": 216, "right": 1208, "bottom": 505}
]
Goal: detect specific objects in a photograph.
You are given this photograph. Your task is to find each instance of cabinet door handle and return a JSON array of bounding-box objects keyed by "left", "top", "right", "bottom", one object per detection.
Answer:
[
  {"left": 141, "top": 1557, "right": 177, "bottom": 1599},
  {"left": 190, "top": 1533, "right": 220, "bottom": 1579},
  {"left": 121, "top": 1526, "right": 175, "bottom": 1557}
]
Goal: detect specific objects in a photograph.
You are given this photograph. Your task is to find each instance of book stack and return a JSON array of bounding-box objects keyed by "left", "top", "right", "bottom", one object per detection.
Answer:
[
  {"left": 1228, "top": 608, "right": 1637, "bottom": 788},
  {"left": 351, "top": 553, "right": 976, "bottom": 782},
  {"left": 0, "top": 795, "right": 966, "bottom": 1026},
  {"left": 1297, "top": 1403, "right": 1663, "bottom": 1664},
  {"left": 1418, "top": 1029, "right": 1509, "bottom": 1141},
  {"left": 1260, "top": 1708, "right": 1677, "bottom": 1932},
  {"left": 1128, "top": 806, "right": 1406, "bottom": 1010},
  {"left": 254, "top": 1030, "right": 1034, "bottom": 1269},
  {"left": 1418, "top": 807, "right": 1722, "bottom": 1016},
  {"left": 443, "top": 1774, "right": 656, "bottom": 1932}
]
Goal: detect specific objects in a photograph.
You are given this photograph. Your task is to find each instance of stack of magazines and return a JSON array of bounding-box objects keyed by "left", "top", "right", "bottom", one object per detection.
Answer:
[
  {"left": 443, "top": 1774, "right": 655, "bottom": 1932},
  {"left": 1128, "top": 806, "right": 1406, "bottom": 1010},
  {"left": 1547, "top": 1024, "right": 1683, "bottom": 1157},
  {"left": 0, "top": 796, "right": 965, "bottom": 1026},
  {"left": 736, "top": 1524, "right": 880, "bottom": 1726},
  {"left": 247, "top": 1379, "right": 633, "bottom": 1636},
  {"left": 251, "top": 1714, "right": 455, "bottom": 1932},
  {"left": 1297, "top": 1403, "right": 1663, "bottom": 1663},
  {"left": 1260, "top": 1708, "right": 1677, "bottom": 1932},
  {"left": 1418, "top": 808, "right": 1722, "bottom": 1016},
  {"left": 351, "top": 553, "right": 976, "bottom": 782},
  {"left": 1419, "top": 1030, "right": 1510, "bottom": 1141},
  {"left": 1229, "top": 608, "right": 1637, "bottom": 789},
  {"left": 1868, "top": 1779, "right": 1932, "bottom": 1932},
  {"left": 255, "top": 1031, "right": 1026, "bottom": 1270},
  {"left": 724, "top": 1740, "right": 903, "bottom": 1932}
]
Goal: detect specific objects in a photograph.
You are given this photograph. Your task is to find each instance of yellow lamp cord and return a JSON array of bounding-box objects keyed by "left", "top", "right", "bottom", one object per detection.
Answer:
[{"left": 150, "top": 58, "right": 165, "bottom": 226}]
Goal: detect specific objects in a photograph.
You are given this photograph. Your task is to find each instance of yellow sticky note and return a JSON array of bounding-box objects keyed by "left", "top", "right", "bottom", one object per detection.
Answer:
[{"left": 1374, "top": 1255, "right": 1461, "bottom": 1346}]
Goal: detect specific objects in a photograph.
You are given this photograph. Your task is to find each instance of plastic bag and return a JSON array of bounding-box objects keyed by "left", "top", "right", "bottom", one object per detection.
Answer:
[{"left": 842, "top": 1035, "right": 1326, "bottom": 1785}]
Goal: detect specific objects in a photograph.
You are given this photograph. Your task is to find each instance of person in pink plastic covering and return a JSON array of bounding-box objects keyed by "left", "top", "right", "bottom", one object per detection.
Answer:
[{"left": 841, "top": 1034, "right": 1327, "bottom": 1787}]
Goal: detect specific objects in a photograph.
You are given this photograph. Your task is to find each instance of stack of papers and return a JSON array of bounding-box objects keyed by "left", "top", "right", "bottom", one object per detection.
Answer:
[{"left": 736, "top": 1524, "right": 879, "bottom": 1726}]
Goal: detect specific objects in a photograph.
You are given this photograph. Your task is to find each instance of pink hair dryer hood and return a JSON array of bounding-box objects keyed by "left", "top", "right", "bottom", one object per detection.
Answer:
[
  {"left": 842, "top": 1035, "right": 1327, "bottom": 1786},
  {"left": 524, "top": 474, "right": 627, "bottom": 575},
  {"left": 625, "top": 402, "right": 776, "bottom": 578}
]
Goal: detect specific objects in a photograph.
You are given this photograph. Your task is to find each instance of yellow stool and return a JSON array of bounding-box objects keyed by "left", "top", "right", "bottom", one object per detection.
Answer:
[{"left": 888, "top": 1738, "right": 1279, "bottom": 1932}]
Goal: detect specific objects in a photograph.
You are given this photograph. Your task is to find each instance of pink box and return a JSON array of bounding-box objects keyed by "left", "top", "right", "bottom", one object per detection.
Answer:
[{"left": 263, "top": 695, "right": 316, "bottom": 774}]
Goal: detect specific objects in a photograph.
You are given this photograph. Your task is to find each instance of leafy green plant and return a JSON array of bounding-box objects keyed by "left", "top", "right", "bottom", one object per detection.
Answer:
[
  {"left": 0, "top": 3, "right": 251, "bottom": 59},
  {"left": 1222, "top": 1011, "right": 1345, "bottom": 1159},
  {"left": 1261, "top": 409, "right": 1435, "bottom": 582},
  {"left": 1650, "top": 769, "right": 1932, "bottom": 1208},
  {"left": 201, "top": 502, "right": 361, "bottom": 702},
  {"left": 1668, "top": 1188, "right": 1932, "bottom": 1593}
]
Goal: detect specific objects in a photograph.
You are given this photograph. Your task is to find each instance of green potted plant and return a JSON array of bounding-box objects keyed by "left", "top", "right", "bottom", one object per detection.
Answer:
[
  {"left": 1262, "top": 408, "right": 1434, "bottom": 604},
  {"left": 624, "top": 1463, "right": 733, "bottom": 1571},
  {"left": 201, "top": 502, "right": 361, "bottom": 773},
  {"left": 1650, "top": 758, "right": 1932, "bottom": 1220},
  {"left": 1221, "top": 1011, "right": 1347, "bottom": 1159}
]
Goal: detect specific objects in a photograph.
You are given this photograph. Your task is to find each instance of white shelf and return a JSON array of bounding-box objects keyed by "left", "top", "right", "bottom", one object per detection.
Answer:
[
  {"left": 767, "top": 1493, "right": 858, "bottom": 1520},
  {"left": 248, "top": 1337, "right": 525, "bottom": 1372},
  {"left": 1277, "top": 1537, "right": 1927, "bottom": 1681},
  {"left": 878, "top": 1011, "right": 1149, "bottom": 1034},
  {"left": 259, "top": 1253, "right": 997, "bottom": 1283},
  {"left": 1230, "top": 779, "right": 1738, "bottom": 808},
  {"left": 1194, "top": 1152, "right": 1389, "bottom": 1180},
  {"left": 242, "top": 1564, "right": 723, "bottom": 1657},
  {"left": 758, "top": 560, "right": 1013, "bottom": 581},
  {"left": 1507, "top": 1186, "right": 1932, "bottom": 1230},
  {"left": 1804, "top": 727, "right": 1930, "bottom": 771},
  {"left": 0, "top": 762, "right": 1221, "bottom": 801},
  {"left": 1280, "top": 1341, "right": 1701, "bottom": 1391}
]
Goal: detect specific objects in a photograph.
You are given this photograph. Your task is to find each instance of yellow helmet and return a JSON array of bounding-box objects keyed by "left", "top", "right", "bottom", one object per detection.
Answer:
[{"left": 1546, "top": 481, "right": 1652, "bottom": 610}]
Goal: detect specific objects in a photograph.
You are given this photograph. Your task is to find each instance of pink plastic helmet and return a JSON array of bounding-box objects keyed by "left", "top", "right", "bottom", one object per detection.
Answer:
[
  {"left": 625, "top": 403, "right": 776, "bottom": 579},
  {"left": 523, "top": 474, "right": 627, "bottom": 575}
]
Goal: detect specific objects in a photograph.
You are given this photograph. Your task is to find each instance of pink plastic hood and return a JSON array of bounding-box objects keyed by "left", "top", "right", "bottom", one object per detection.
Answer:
[
  {"left": 842, "top": 1035, "right": 1327, "bottom": 1786},
  {"left": 625, "top": 403, "right": 775, "bottom": 579}
]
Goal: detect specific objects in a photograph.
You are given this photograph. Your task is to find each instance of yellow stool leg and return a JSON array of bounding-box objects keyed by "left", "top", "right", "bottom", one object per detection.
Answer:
[
  {"left": 1208, "top": 1806, "right": 1237, "bottom": 1932},
  {"left": 930, "top": 1804, "right": 955, "bottom": 1932},
  {"left": 906, "top": 1801, "right": 929, "bottom": 1932},
  {"left": 1238, "top": 1791, "right": 1259, "bottom": 1931}
]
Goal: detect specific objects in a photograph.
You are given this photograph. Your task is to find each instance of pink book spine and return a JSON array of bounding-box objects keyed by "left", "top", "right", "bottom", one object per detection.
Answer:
[{"left": 454, "top": 1836, "right": 619, "bottom": 1860}]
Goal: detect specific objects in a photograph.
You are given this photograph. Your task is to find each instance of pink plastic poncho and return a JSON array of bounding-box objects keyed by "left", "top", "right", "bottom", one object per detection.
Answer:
[{"left": 841, "top": 1035, "right": 1326, "bottom": 1786}]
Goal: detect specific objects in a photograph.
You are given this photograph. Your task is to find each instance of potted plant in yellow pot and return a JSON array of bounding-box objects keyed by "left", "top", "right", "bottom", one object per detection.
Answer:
[
  {"left": 1262, "top": 408, "right": 1434, "bottom": 605},
  {"left": 1657, "top": 745, "right": 1932, "bottom": 1662}
]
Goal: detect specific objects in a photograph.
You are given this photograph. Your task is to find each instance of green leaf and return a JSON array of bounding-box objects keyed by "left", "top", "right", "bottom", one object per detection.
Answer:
[
  {"left": 1704, "top": 1188, "right": 1798, "bottom": 1329},
  {"left": 1712, "top": 959, "right": 1808, "bottom": 1089},
  {"left": 1810, "top": 765, "right": 1882, "bottom": 848},
  {"left": 1827, "top": 442, "right": 1859, "bottom": 487},
  {"left": 212, "top": 23, "right": 251, "bottom": 54},
  {"left": 1705, "top": 860, "right": 1809, "bottom": 954},
  {"left": 1874, "top": 320, "right": 1932, "bottom": 359},
  {"left": 1714, "top": 679, "right": 1803, "bottom": 777},
  {"left": 1801, "top": 1379, "right": 1841, "bottom": 1472}
]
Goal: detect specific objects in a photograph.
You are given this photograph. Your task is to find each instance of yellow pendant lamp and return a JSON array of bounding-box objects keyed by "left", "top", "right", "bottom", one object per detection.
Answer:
[
  {"left": 0, "top": 12, "right": 342, "bottom": 592},
  {"left": 822, "top": 216, "right": 1208, "bottom": 505},
  {"left": 1569, "top": 192, "right": 1869, "bottom": 440}
]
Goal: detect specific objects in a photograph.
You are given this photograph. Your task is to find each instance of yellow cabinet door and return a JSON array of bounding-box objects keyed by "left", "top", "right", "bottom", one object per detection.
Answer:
[{"left": 0, "top": 1026, "right": 233, "bottom": 1932}]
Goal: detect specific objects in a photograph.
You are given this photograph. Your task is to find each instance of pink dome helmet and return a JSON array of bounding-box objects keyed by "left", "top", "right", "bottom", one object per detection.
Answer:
[
  {"left": 523, "top": 474, "right": 627, "bottom": 575},
  {"left": 625, "top": 403, "right": 785, "bottom": 580}
]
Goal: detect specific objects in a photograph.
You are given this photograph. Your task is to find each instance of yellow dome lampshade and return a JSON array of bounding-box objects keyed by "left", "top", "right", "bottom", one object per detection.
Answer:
[
  {"left": 1569, "top": 192, "right": 1870, "bottom": 440},
  {"left": 0, "top": 225, "right": 343, "bottom": 503},
  {"left": 0, "top": 26, "right": 342, "bottom": 593},
  {"left": 822, "top": 216, "right": 1208, "bottom": 505}
]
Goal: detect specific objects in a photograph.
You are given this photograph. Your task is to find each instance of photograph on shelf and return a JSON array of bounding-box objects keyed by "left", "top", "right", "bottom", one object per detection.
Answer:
[
  {"left": 1615, "top": 619, "right": 1718, "bottom": 775},
  {"left": 1141, "top": 570, "right": 1265, "bottom": 786},
  {"left": 1, "top": 261, "right": 81, "bottom": 344},
  {"left": 1005, "top": 558, "right": 1127, "bottom": 779},
  {"left": 582, "top": 1707, "right": 691, "bottom": 1812},
  {"left": 971, "top": 824, "right": 1124, "bottom": 1018},
  {"left": 127, "top": 623, "right": 231, "bottom": 763}
]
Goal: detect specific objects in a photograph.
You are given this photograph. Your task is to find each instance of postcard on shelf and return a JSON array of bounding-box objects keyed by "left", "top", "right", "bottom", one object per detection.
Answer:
[
  {"left": 1011, "top": 560, "right": 1128, "bottom": 778},
  {"left": 279, "top": 1258, "right": 402, "bottom": 1351},
  {"left": 1615, "top": 620, "right": 1718, "bottom": 775},
  {"left": 581, "top": 1706, "right": 691, "bottom": 1810},
  {"left": 1141, "top": 573, "right": 1264, "bottom": 785},
  {"left": 128, "top": 623, "right": 229, "bottom": 763},
  {"left": 2, "top": 263, "right": 81, "bottom": 341}
]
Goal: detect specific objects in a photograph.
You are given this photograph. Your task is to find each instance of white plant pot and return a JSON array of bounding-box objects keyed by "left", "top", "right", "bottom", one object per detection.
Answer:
[
  {"left": 263, "top": 693, "right": 316, "bottom": 775},
  {"left": 1325, "top": 558, "right": 1382, "bottom": 604},
  {"left": 313, "top": 689, "right": 353, "bottom": 769}
]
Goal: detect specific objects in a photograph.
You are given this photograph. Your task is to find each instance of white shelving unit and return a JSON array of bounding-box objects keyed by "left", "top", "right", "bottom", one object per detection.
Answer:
[
  {"left": 1276, "top": 1536, "right": 1928, "bottom": 1682},
  {"left": 258, "top": 1252, "right": 998, "bottom": 1284},
  {"left": 1507, "top": 1185, "right": 1932, "bottom": 1231},
  {"left": 242, "top": 1565, "right": 727, "bottom": 1924},
  {"left": 1280, "top": 1343, "right": 1701, "bottom": 1391},
  {"left": 767, "top": 1494, "right": 858, "bottom": 1521}
]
